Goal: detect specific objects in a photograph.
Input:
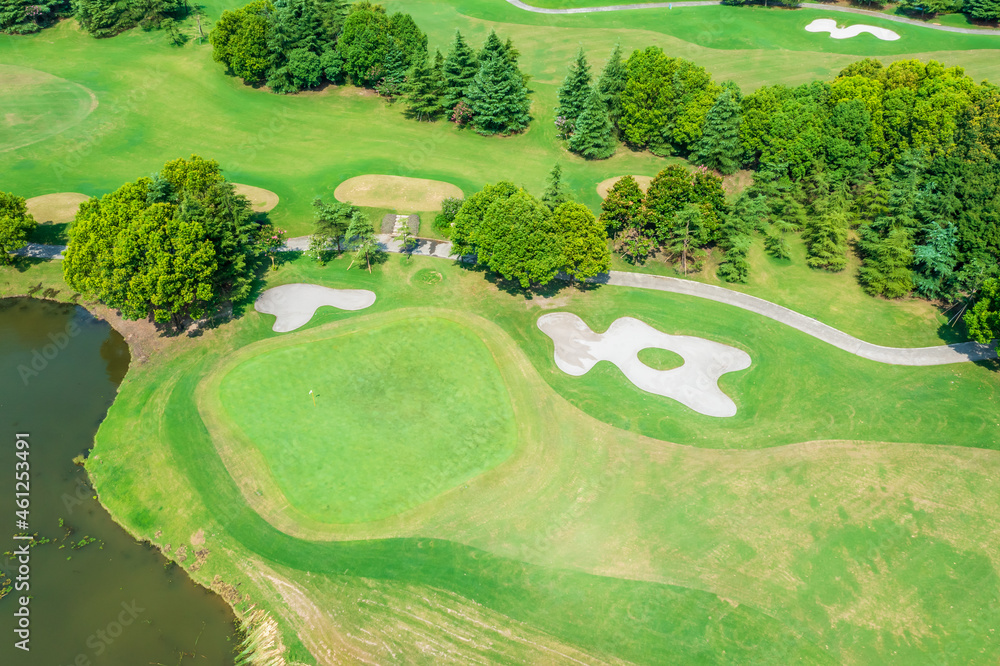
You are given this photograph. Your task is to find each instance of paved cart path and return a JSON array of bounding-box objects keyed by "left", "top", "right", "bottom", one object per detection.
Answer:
[{"left": 20, "top": 236, "right": 998, "bottom": 365}]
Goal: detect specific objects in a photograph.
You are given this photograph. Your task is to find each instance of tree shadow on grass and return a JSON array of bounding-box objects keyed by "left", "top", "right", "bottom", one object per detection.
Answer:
[
  {"left": 12, "top": 256, "right": 49, "bottom": 273},
  {"left": 475, "top": 265, "right": 606, "bottom": 300}
]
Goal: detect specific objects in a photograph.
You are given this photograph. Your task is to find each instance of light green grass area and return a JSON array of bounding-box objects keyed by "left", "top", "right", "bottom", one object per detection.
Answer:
[
  {"left": 215, "top": 315, "right": 516, "bottom": 523},
  {"left": 0, "top": 63, "right": 96, "bottom": 154},
  {"left": 4, "top": 3, "right": 1000, "bottom": 663},
  {"left": 636, "top": 345, "right": 684, "bottom": 369},
  {"left": 56, "top": 251, "right": 999, "bottom": 665},
  {"left": 611, "top": 231, "right": 959, "bottom": 347},
  {"left": 1, "top": 3, "right": 998, "bottom": 237}
]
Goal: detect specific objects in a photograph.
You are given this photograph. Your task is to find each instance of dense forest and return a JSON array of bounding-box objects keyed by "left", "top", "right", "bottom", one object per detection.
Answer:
[
  {"left": 211, "top": 2, "right": 531, "bottom": 134},
  {"left": 580, "top": 50, "right": 999, "bottom": 340},
  {"left": 0, "top": 0, "right": 186, "bottom": 36}
]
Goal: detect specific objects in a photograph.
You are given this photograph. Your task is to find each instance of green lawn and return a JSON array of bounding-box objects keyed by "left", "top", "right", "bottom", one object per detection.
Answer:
[
  {"left": 4, "top": 4, "right": 1000, "bottom": 664},
  {"left": 213, "top": 314, "right": 516, "bottom": 523},
  {"left": 65, "top": 251, "right": 1000, "bottom": 665},
  {"left": 611, "top": 232, "right": 960, "bottom": 347},
  {"left": 1, "top": 3, "right": 999, "bottom": 237}
]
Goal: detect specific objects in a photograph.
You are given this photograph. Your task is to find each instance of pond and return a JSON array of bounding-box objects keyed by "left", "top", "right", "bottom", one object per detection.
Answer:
[{"left": 0, "top": 298, "right": 236, "bottom": 665}]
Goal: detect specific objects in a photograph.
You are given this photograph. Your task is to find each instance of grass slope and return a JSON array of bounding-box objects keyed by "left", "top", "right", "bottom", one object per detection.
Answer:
[{"left": 60, "top": 251, "right": 1000, "bottom": 664}]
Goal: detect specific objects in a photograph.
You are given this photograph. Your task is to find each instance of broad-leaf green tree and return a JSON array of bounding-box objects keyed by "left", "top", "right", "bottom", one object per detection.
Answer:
[
  {"left": 964, "top": 277, "right": 1000, "bottom": 344},
  {"left": 0, "top": 192, "right": 35, "bottom": 264},
  {"left": 599, "top": 175, "right": 644, "bottom": 236},
  {"left": 554, "top": 201, "right": 610, "bottom": 281}
]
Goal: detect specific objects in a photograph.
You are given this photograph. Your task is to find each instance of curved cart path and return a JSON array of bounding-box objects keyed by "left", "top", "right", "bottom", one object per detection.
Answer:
[
  {"left": 597, "top": 271, "right": 997, "bottom": 365},
  {"left": 282, "top": 235, "right": 997, "bottom": 365},
  {"left": 503, "top": 0, "right": 1000, "bottom": 34},
  {"left": 24, "top": 236, "right": 998, "bottom": 365}
]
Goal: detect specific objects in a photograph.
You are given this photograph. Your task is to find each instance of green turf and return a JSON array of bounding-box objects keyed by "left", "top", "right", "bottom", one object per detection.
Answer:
[
  {"left": 60, "top": 251, "right": 999, "bottom": 664},
  {"left": 636, "top": 345, "right": 684, "bottom": 370},
  {"left": 1, "top": 3, "right": 998, "bottom": 237},
  {"left": 0, "top": 63, "right": 96, "bottom": 154},
  {"left": 4, "top": 4, "right": 1000, "bottom": 663},
  {"left": 216, "top": 315, "right": 516, "bottom": 523}
]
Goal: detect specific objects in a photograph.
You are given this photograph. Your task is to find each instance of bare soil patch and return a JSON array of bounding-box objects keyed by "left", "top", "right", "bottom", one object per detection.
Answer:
[
  {"left": 232, "top": 183, "right": 279, "bottom": 212},
  {"left": 596, "top": 175, "right": 653, "bottom": 199},
  {"left": 26, "top": 192, "right": 89, "bottom": 224},
  {"left": 335, "top": 174, "right": 463, "bottom": 210}
]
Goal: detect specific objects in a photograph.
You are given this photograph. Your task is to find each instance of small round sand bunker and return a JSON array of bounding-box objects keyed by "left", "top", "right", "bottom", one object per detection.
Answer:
[
  {"left": 596, "top": 175, "right": 653, "bottom": 199},
  {"left": 26, "top": 192, "right": 90, "bottom": 224},
  {"left": 335, "top": 175, "right": 463, "bottom": 210},
  {"left": 233, "top": 183, "right": 279, "bottom": 213}
]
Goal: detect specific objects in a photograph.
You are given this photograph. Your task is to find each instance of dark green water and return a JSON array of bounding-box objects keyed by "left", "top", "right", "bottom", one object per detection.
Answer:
[{"left": 0, "top": 298, "right": 237, "bottom": 665}]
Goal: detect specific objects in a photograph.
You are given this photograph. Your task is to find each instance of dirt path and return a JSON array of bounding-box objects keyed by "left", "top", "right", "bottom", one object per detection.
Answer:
[{"left": 502, "top": 0, "right": 1000, "bottom": 35}]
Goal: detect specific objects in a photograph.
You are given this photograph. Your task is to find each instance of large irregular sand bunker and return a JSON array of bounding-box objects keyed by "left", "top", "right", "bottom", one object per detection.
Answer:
[
  {"left": 255, "top": 283, "right": 376, "bottom": 332},
  {"left": 537, "top": 313, "right": 751, "bottom": 417},
  {"left": 335, "top": 175, "right": 463, "bottom": 210},
  {"left": 805, "top": 18, "right": 900, "bottom": 41}
]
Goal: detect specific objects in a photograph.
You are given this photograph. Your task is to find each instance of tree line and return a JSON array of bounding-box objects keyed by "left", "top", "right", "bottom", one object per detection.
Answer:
[
  {"left": 1, "top": 0, "right": 190, "bottom": 37},
  {"left": 210, "top": 0, "right": 420, "bottom": 94},
  {"left": 449, "top": 166, "right": 610, "bottom": 288},
  {"left": 592, "top": 52, "right": 1000, "bottom": 343},
  {"left": 210, "top": 2, "right": 531, "bottom": 134},
  {"left": 720, "top": 0, "right": 1000, "bottom": 22},
  {"left": 403, "top": 29, "right": 531, "bottom": 136}
]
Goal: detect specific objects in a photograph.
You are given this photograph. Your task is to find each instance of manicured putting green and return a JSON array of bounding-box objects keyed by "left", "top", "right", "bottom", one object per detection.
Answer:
[
  {"left": 217, "top": 315, "right": 516, "bottom": 523},
  {"left": 335, "top": 175, "right": 464, "bottom": 210},
  {"left": 0, "top": 65, "right": 96, "bottom": 154}
]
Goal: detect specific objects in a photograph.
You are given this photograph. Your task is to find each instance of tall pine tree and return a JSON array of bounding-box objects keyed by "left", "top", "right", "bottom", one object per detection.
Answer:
[
  {"left": 542, "top": 164, "right": 572, "bottom": 211},
  {"left": 405, "top": 54, "right": 443, "bottom": 121},
  {"left": 466, "top": 31, "right": 531, "bottom": 136},
  {"left": 568, "top": 88, "right": 616, "bottom": 160},
  {"left": 966, "top": 0, "right": 1000, "bottom": 20},
  {"left": 440, "top": 30, "right": 478, "bottom": 115},
  {"left": 596, "top": 42, "right": 627, "bottom": 130},
  {"left": 266, "top": 0, "right": 323, "bottom": 93},
  {"left": 689, "top": 82, "right": 743, "bottom": 175},
  {"left": 555, "top": 47, "right": 592, "bottom": 137}
]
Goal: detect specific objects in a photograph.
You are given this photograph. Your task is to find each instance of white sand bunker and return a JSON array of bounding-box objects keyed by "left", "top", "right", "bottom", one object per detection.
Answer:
[
  {"left": 537, "top": 313, "right": 751, "bottom": 417},
  {"left": 255, "top": 283, "right": 376, "bottom": 332},
  {"left": 805, "top": 18, "right": 900, "bottom": 41}
]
